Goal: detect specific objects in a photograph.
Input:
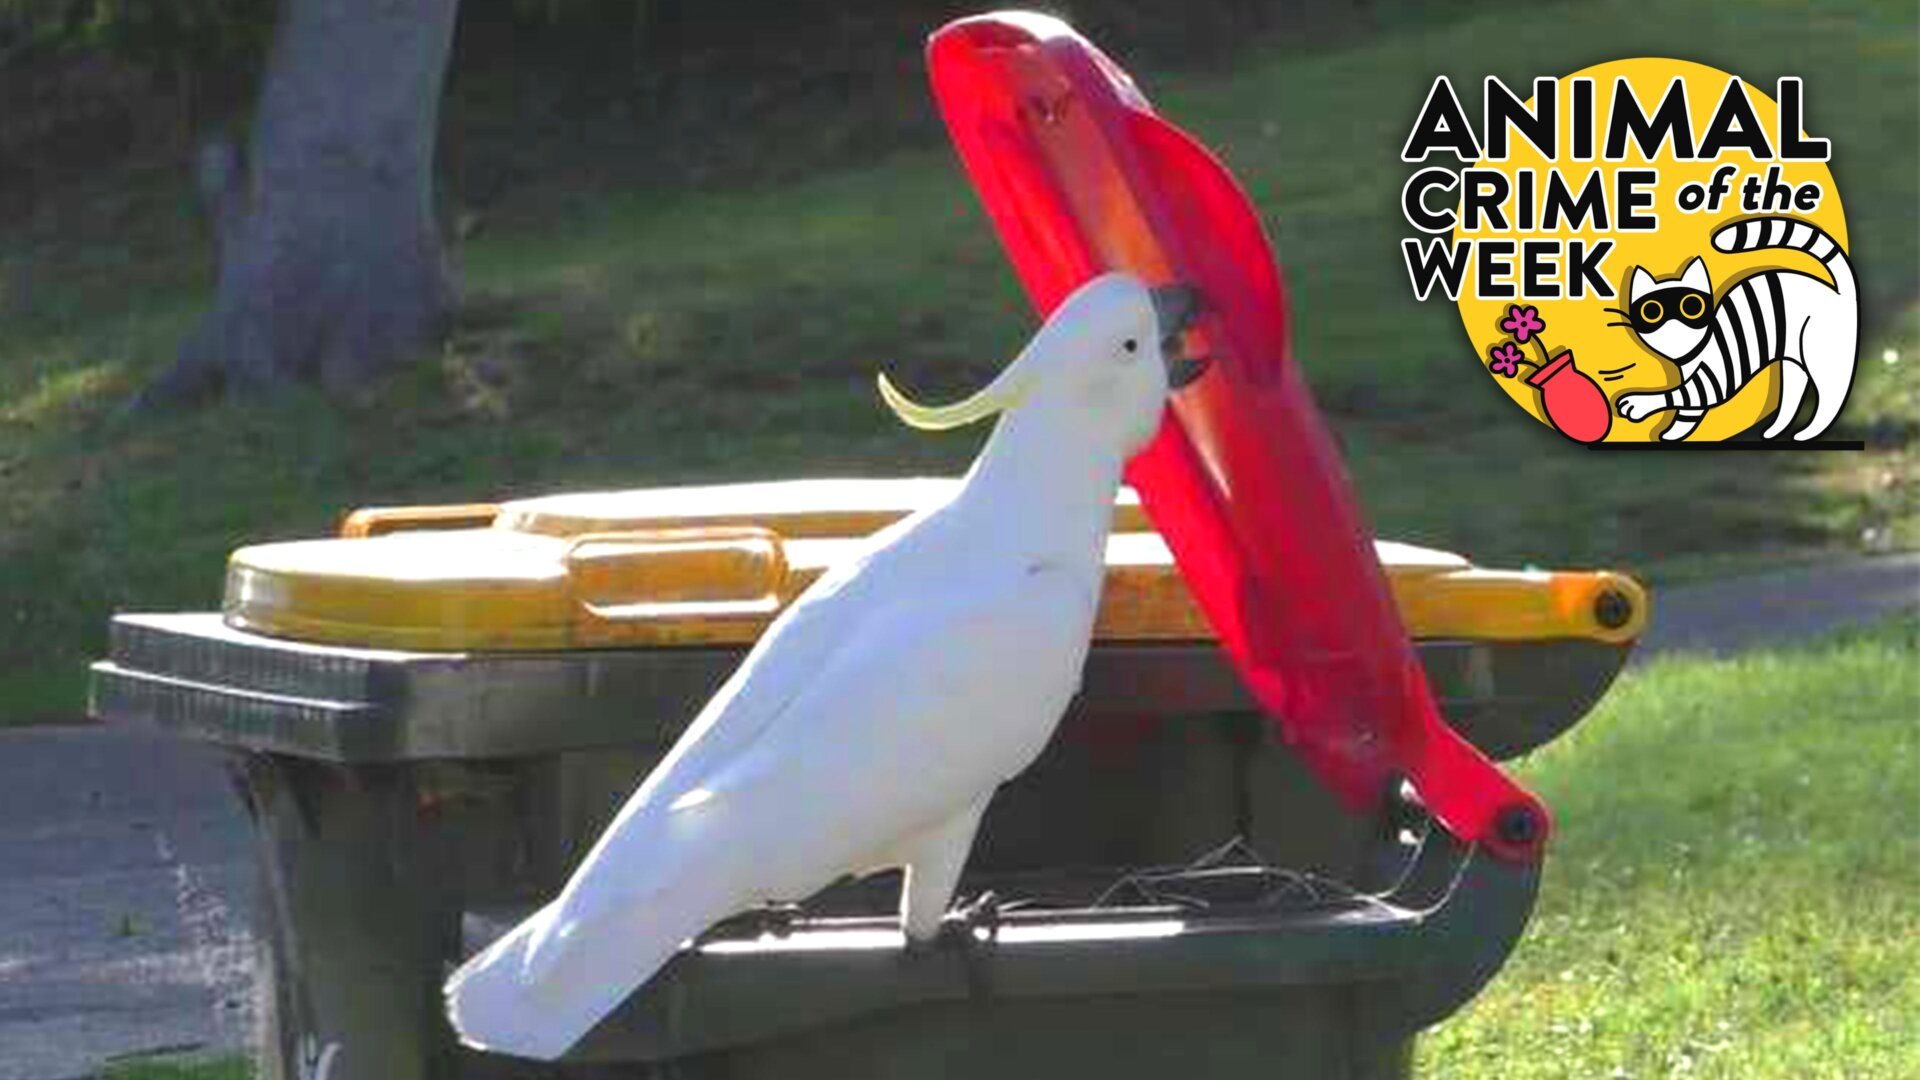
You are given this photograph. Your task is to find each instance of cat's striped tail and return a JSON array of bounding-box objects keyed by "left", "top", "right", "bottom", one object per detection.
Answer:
[{"left": 1711, "top": 216, "right": 1854, "bottom": 301}]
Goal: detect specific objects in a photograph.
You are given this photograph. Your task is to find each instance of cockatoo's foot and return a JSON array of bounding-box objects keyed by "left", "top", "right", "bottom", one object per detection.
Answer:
[
  {"left": 949, "top": 889, "right": 1004, "bottom": 932},
  {"left": 903, "top": 890, "right": 1005, "bottom": 958},
  {"left": 939, "top": 890, "right": 1007, "bottom": 950}
]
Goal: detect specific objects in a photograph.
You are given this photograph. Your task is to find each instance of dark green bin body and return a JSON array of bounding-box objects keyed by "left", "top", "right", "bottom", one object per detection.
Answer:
[{"left": 91, "top": 612, "right": 1626, "bottom": 1079}]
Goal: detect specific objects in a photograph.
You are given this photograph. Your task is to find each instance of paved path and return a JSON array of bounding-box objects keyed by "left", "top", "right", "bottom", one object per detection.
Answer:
[
  {"left": 0, "top": 729, "right": 254, "bottom": 1080},
  {"left": 1, "top": 554, "right": 1915, "bottom": 1079},
  {"left": 1636, "top": 552, "right": 1920, "bottom": 656}
]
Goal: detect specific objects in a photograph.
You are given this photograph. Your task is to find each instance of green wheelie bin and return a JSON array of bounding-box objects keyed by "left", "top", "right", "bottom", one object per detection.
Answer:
[{"left": 90, "top": 478, "right": 1646, "bottom": 1079}]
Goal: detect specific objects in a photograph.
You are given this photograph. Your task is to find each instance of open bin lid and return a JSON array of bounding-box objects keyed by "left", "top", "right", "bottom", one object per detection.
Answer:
[
  {"left": 924, "top": 13, "right": 1584, "bottom": 860},
  {"left": 223, "top": 478, "right": 1645, "bottom": 653}
]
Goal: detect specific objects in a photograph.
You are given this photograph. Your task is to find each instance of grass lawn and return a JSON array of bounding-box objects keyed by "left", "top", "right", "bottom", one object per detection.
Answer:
[
  {"left": 100, "top": 1058, "right": 250, "bottom": 1080},
  {"left": 1424, "top": 615, "right": 1920, "bottom": 1079},
  {"left": 2, "top": 0, "right": 1915, "bottom": 723}
]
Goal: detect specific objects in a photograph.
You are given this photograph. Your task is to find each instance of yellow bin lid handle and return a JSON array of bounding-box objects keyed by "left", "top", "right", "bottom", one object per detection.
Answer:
[
  {"left": 565, "top": 527, "right": 791, "bottom": 627},
  {"left": 340, "top": 503, "right": 501, "bottom": 537}
]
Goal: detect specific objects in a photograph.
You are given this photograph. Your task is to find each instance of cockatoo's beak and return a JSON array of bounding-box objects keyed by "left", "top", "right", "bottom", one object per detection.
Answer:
[{"left": 1150, "top": 284, "right": 1209, "bottom": 389}]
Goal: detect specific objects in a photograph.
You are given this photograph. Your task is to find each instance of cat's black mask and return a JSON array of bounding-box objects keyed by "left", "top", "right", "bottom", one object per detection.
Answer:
[{"left": 1612, "top": 286, "right": 1712, "bottom": 335}]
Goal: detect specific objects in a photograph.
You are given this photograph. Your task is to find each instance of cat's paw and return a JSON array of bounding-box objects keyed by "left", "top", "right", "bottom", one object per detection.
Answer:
[{"left": 1615, "top": 393, "right": 1666, "bottom": 422}]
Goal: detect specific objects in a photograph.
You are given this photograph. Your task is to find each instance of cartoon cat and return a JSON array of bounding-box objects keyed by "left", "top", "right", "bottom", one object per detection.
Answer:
[{"left": 1612, "top": 216, "right": 1856, "bottom": 442}]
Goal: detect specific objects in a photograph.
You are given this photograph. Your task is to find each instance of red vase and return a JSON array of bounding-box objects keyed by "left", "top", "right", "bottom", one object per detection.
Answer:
[{"left": 1528, "top": 350, "right": 1612, "bottom": 443}]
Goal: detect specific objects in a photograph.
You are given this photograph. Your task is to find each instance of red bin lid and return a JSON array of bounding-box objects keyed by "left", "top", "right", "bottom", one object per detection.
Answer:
[{"left": 928, "top": 13, "right": 1550, "bottom": 861}]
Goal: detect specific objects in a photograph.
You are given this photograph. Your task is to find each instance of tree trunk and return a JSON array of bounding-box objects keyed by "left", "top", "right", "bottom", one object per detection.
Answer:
[{"left": 147, "top": 0, "right": 460, "bottom": 404}]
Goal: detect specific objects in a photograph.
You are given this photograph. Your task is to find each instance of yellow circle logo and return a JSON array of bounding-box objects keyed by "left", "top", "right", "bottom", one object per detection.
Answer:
[{"left": 1401, "top": 59, "right": 1854, "bottom": 443}]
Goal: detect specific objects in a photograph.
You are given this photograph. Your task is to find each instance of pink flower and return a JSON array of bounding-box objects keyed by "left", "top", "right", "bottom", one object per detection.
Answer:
[
  {"left": 1488, "top": 342, "right": 1524, "bottom": 377},
  {"left": 1500, "top": 305, "right": 1545, "bottom": 343}
]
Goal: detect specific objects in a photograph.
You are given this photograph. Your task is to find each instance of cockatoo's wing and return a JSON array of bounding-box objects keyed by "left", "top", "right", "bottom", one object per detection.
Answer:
[
  {"left": 445, "top": 561, "right": 1095, "bottom": 1061},
  {"left": 621, "top": 513, "right": 924, "bottom": 812},
  {"left": 549, "top": 558, "right": 1096, "bottom": 940}
]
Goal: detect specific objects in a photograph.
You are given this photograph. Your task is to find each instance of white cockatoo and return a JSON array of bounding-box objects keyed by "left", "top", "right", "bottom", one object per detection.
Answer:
[{"left": 443, "top": 272, "right": 1205, "bottom": 1060}]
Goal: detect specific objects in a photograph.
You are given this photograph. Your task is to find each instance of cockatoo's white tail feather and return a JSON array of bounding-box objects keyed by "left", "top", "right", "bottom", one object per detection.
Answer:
[
  {"left": 444, "top": 904, "right": 577, "bottom": 1060},
  {"left": 446, "top": 892, "right": 718, "bottom": 1061}
]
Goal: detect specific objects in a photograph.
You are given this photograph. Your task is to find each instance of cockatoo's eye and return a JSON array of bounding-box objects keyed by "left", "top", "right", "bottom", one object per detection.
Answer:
[{"left": 1121, "top": 338, "right": 1139, "bottom": 359}]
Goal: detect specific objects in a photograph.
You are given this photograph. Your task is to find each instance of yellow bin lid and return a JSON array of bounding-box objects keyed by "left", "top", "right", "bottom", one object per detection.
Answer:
[{"left": 225, "top": 478, "right": 1647, "bottom": 651}]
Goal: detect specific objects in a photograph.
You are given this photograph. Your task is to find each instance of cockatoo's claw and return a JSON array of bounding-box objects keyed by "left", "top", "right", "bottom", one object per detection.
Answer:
[
  {"left": 953, "top": 889, "right": 1004, "bottom": 926},
  {"left": 942, "top": 889, "right": 1005, "bottom": 946}
]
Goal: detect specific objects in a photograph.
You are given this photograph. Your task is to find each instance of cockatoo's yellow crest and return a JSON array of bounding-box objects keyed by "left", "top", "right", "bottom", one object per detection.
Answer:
[{"left": 875, "top": 369, "right": 1032, "bottom": 430}]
